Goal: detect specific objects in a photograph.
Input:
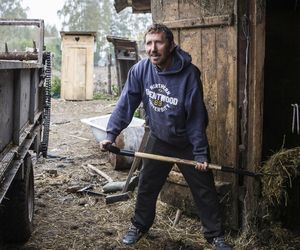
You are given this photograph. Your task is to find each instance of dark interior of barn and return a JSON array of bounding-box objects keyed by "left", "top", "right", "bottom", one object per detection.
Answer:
[
  {"left": 263, "top": 0, "right": 300, "bottom": 157},
  {"left": 263, "top": 0, "right": 300, "bottom": 231}
]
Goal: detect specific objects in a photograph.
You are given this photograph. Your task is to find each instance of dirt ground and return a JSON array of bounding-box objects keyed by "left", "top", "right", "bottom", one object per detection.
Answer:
[
  {"left": 1, "top": 98, "right": 299, "bottom": 250},
  {"left": 0, "top": 98, "right": 213, "bottom": 250}
]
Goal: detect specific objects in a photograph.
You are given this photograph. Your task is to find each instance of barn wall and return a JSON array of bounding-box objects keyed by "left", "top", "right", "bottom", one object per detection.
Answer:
[
  {"left": 149, "top": 0, "right": 300, "bottom": 233},
  {"left": 241, "top": 0, "right": 265, "bottom": 231},
  {"left": 152, "top": 0, "right": 240, "bottom": 229},
  {"left": 152, "top": 0, "right": 238, "bottom": 182}
]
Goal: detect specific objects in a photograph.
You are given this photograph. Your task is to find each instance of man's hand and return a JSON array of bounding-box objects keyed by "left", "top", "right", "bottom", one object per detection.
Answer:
[
  {"left": 99, "top": 140, "right": 112, "bottom": 152},
  {"left": 195, "top": 161, "right": 208, "bottom": 171}
]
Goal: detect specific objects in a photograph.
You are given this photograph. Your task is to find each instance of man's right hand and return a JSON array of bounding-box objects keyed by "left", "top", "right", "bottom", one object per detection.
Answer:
[
  {"left": 99, "top": 140, "right": 112, "bottom": 152},
  {"left": 195, "top": 161, "right": 208, "bottom": 172}
]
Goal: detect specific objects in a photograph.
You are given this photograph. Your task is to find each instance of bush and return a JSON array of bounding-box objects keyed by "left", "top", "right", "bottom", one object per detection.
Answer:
[
  {"left": 51, "top": 75, "right": 61, "bottom": 98},
  {"left": 93, "top": 93, "right": 117, "bottom": 101}
]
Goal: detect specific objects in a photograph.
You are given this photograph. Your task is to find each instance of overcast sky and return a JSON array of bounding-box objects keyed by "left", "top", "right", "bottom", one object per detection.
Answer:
[{"left": 22, "top": 0, "right": 64, "bottom": 30}]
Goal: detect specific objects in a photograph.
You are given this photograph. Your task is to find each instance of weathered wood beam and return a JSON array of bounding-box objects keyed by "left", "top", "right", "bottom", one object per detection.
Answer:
[
  {"left": 163, "top": 14, "right": 233, "bottom": 29},
  {"left": 0, "top": 52, "right": 38, "bottom": 61}
]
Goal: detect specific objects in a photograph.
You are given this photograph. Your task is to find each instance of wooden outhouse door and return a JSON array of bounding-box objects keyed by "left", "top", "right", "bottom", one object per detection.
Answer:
[
  {"left": 60, "top": 32, "right": 96, "bottom": 101},
  {"left": 62, "top": 47, "right": 87, "bottom": 100}
]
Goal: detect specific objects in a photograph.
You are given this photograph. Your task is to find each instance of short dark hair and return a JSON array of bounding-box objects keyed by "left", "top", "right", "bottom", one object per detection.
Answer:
[{"left": 144, "top": 23, "right": 174, "bottom": 44}]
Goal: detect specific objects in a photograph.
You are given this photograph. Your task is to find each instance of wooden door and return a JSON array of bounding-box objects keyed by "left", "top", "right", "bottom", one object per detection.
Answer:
[
  {"left": 62, "top": 47, "right": 87, "bottom": 100},
  {"left": 152, "top": 0, "right": 238, "bottom": 181},
  {"left": 152, "top": 0, "right": 239, "bottom": 228}
]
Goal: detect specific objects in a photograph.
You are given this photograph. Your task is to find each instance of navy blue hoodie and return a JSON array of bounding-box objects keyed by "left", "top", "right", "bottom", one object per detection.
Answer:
[{"left": 106, "top": 46, "right": 209, "bottom": 162}]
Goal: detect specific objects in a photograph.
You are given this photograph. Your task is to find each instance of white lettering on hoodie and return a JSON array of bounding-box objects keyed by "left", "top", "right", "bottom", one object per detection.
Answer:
[{"left": 146, "top": 83, "right": 178, "bottom": 112}]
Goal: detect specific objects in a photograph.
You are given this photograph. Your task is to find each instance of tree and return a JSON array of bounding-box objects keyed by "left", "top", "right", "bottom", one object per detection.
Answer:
[
  {"left": 58, "top": 0, "right": 101, "bottom": 32},
  {"left": 0, "top": 0, "right": 33, "bottom": 52},
  {"left": 58, "top": 0, "right": 102, "bottom": 64},
  {"left": 57, "top": 0, "right": 151, "bottom": 65},
  {"left": 0, "top": 0, "right": 27, "bottom": 18},
  {"left": 45, "top": 24, "right": 59, "bottom": 37}
]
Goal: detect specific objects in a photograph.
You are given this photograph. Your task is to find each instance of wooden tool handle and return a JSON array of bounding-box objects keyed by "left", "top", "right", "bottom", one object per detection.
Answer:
[
  {"left": 134, "top": 152, "right": 222, "bottom": 170},
  {"left": 109, "top": 146, "right": 263, "bottom": 177}
]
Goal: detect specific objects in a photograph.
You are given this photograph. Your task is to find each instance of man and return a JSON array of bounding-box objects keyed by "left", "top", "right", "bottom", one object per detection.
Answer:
[{"left": 100, "top": 24, "right": 232, "bottom": 250}]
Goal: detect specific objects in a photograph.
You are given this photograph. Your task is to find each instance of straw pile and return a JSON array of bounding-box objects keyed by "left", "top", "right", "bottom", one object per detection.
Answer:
[
  {"left": 260, "top": 146, "right": 300, "bottom": 207},
  {"left": 257, "top": 146, "right": 300, "bottom": 248},
  {"left": 233, "top": 147, "right": 300, "bottom": 249}
]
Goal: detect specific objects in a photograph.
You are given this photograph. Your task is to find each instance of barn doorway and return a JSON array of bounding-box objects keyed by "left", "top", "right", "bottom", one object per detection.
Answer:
[
  {"left": 263, "top": 0, "right": 300, "bottom": 157},
  {"left": 263, "top": 0, "right": 300, "bottom": 230}
]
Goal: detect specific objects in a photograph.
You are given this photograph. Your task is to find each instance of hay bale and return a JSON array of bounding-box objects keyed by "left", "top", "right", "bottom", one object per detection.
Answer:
[{"left": 261, "top": 147, "right": 300, "bottom": 206}]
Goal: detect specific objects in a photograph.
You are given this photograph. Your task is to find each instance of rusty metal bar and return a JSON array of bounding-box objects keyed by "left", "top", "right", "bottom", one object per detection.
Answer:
[{"left": 0, "top": 52, "right": 38, "bottom": 61}]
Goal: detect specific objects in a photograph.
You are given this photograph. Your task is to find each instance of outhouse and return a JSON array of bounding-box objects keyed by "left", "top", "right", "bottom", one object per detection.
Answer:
[
  {"left": 114, "top": 0, "right": 300, "bottom": 232},
  {"left": 107, "top": 36, "right": 139, "bottom": 94},
  {"left": 60, "top": 31, "right": 96, "bottom": 100}
]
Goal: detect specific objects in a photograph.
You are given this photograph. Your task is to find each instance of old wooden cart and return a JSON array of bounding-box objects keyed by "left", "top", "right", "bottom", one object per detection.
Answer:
[{"left": 0, "top": 19, "right": 51, "bottom": 243}]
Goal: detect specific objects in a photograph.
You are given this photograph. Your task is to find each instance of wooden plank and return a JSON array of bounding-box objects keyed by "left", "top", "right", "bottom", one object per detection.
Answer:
[
  {"left": 215, "top": 27, "right": 230, "bottom": 181},
  {"left": 86, "top": 164, "right": 113, "bottom": 183},
  {"left": 215, "top": 26, "right": 238, "bottom": 181},
  {"left": 153, "top": 0, "right": 235, "bottom": 23},
  {"left": 248, "top": 4, "right": 265, "bottom": 177},
  {"left": 0, "top": 71, "right": 14, "bottom": 152},
  {"left": 178, "top": 0, "right": 201, "bottom": 20},
  {"left": 76, "top": 48, "right": 87, "bottom": 100},
  {"left": 243, "top": 0, "right": 265, "bottom": 230},
  {"left": 31, "top": 69, "right": 37, "bottom": 117},
  {"left": 215, "top": 25, "right": 238, "bottom": 228},
  {"left": 152, "top": 0, "right": 178, "bottom": 23},
  {"left": 164, "top": 15, "right": 233, "bottom": 29},
  {"left": 66, "top": 48, "right": 75, "bottom": 99},
  {"left": 227, "top": 25, "right": 239, "bottom": 230},
  {"left": 200, "top": 28, "right": 218, "bottom": 166},
  {"left": 122, "top": 126, "right": 150, "bottom": 192},
  {"left": 179, "top": 28, "right": 202, "bottom": 69},
  {"left": 86, "top": 41, "right": 94, "bottom": 100},
  {"left": 19, "top": 70, "right": 31, "bottom": 133},
  {"left": 227, "top": 25, "right": 238, "bottom": 168},
  {"left": 13, "top": 69, "right": 21, "bottom": 145}
]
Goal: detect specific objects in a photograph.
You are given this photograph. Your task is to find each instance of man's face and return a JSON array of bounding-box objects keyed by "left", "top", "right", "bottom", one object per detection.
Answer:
[{"left": 145, "top": 32, "right": 174, "bottom": 69}]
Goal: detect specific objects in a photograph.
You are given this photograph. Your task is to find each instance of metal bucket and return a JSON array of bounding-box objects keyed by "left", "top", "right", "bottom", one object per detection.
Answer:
[{"left": 109, "top": 126, "right": 145, "bottom": 170}]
